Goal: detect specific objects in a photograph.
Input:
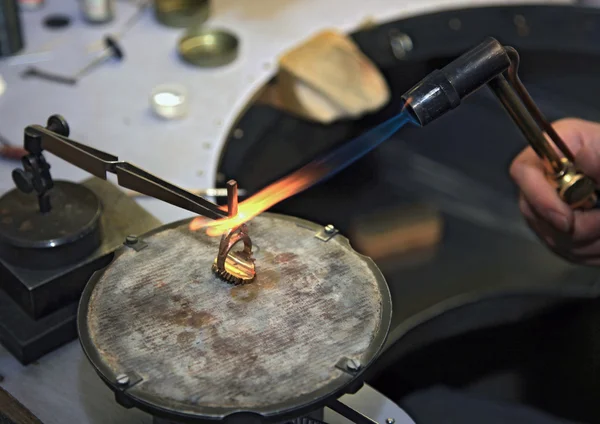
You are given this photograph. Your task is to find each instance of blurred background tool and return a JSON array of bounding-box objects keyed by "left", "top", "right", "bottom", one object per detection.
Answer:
[
  {"left": 74, "top": 35, "right": 124, "bottom": 79},
  {"left": 0, "top": 0, "right": 24, "bottom": 57},
  {"left": 154, "top": 0, "right": 210, "bottom": 27},
  {"left": 258, "top": 29, "right": 390, "bottom": 124}
]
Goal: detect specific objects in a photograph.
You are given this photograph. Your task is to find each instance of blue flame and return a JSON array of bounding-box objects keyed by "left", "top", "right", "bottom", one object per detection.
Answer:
[{"left": 311, "top": 109, "right": 417, "bottom": 185}]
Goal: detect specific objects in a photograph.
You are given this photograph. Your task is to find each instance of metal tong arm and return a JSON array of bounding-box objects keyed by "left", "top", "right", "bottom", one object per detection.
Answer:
[{"left": 27, "top": 124, "right": 227, "bottom": 220}]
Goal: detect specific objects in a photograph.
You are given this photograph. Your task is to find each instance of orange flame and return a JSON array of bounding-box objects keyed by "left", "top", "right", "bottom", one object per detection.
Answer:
[
  {"left": 189, "top": 161, "right": 327, "bottom": 236},
  {"left": 190, "top": 100, "right": 414, "bottom": 236}
]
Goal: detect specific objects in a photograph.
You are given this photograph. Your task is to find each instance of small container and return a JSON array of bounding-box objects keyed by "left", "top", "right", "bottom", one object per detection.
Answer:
[
  {"left": 153, "top": 0, "right": 209, "bottom": 28},
  {"left": 150, "top": 84, "right": 188, "bottom": 120},
  {"left": 80, "top": 0, "right": 114, "bottom": 24},
  {"left": 177, "top": 28, "right": 239, "bottom": 68}
]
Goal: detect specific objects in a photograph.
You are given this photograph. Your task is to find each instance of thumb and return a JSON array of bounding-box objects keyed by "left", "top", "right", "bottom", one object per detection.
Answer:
[{"left": 574, "top": 141, "right": 600, "bottom": 184}]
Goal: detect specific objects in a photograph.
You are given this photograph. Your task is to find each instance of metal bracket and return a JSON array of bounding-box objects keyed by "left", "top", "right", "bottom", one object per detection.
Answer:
[
  {"left": 315, "top": 224, "right": 338, "bottom": 241},
  {"left": 123, "top": 235, "right": 148, "bottom": 252},
  {"left": 335, "top": 357, "right": 362, "bottom": 375},
  {"left": 113, "top": 371, "right": 143, "bottom": 409},
  {"left": 327, "top": 399, "right": 378, "bottom": 424}
]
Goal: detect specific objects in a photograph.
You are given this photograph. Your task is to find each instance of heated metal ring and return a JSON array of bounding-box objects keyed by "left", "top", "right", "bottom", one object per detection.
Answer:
[{"left": 212, "top": 224, "right": 256, "bottom": 285}]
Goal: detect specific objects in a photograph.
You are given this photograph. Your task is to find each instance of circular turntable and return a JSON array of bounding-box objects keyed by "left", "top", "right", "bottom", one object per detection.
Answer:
[{"left": 78, "top": 213, "right": 391, "bottom": 423}]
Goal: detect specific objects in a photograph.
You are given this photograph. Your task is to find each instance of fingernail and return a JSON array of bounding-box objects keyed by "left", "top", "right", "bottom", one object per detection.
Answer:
[{"left": 548, "top": 210, "right": 571, "bottom": 233}]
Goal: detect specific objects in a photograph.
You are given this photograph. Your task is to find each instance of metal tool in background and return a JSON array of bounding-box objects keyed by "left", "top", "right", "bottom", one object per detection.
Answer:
[
  {"left": 401, "top": 37, "right": 598, "bottom": 210},
  {"left": 86, "top": 0, "right": 150, "bottom": 53},
  {"left": 21, "top": 35, "right": 125, "bottom": 85},
  {"left": 73, "top": 35, "right": 124, "bottom": 79},
  {"left": 0, "top": 0, "right": 24, "bottom": 57}
]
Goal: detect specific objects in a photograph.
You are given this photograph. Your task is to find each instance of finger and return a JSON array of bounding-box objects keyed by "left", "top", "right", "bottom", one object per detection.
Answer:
[
  {"left": 569, "top": 209, "right": 600, "bottom": 244},
  {"left": 519, "top": 195, "right": 564, "bottom": 249},
  {"left": 567, "top": 237, "right": 600, "bottom": 258},
  {"left": 511, "top": 148, "right": 573, "bottom": 232},
  {"left": 574, "top": 142, "right": 600, "bottom": 183},
  {"left": 551, "top": 118, "right": 589, "bottom": 155}
]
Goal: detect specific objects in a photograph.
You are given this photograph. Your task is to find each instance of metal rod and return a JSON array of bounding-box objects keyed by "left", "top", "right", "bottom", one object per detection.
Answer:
[
  {"left": 126, "top": 187, "right": 246, "bottom": 198},
  {"left": 327, "top": 399, "right": 378, "bottom": 424},
  {"left": 487, "top": 75, "right": 564, "bottom": 174},
  {"left": 227, "top": 179, "right": 238, "bottom": 218},
  {"left": 504, "top": 47, "right": 575, "bottom": 163}
]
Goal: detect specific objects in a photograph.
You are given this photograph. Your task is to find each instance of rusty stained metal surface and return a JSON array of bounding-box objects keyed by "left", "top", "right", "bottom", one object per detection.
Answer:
[{"left": 85, "top": 214, "right": 383, "bottom": 414}]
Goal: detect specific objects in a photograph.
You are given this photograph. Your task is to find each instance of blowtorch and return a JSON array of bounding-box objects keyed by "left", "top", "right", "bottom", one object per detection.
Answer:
[{"left": 401, "top": 37, "right": 597, "bottom": 210}]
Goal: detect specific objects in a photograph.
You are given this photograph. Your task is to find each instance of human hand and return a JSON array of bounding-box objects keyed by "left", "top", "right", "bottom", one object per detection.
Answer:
[{"left": 510, "top": 118, "right": 600, "bottom": 265}]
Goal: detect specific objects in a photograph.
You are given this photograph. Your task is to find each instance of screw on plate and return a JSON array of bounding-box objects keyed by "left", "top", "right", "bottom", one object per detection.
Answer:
[
  {"left": 386, "top": 419, "right": 396, "bottom": 424},
  {"left": 315, "top": 224, "right": 339, "bottom": 241},
  {"left": 389, "top": 30, "right": 413, "bottom": 59},
  {"left": 346, "top": 358, "right": 362, "bottom": 372},
  {"left": 116, "top": 374, "right": 130, "bottom": 386},
  {"left": 125, "top": 235, "right": 138, "bottom": 245}
]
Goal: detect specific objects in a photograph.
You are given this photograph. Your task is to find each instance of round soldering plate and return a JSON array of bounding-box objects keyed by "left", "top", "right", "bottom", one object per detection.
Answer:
[
  {"left": 78, "top": 213, "right": 391, "bottom": 423},
  {"left": 177, "top": 28, "right": 239, "bottom": 68},
  {"left": 0, "top": 181, "right": 102, "bottom": 268}
]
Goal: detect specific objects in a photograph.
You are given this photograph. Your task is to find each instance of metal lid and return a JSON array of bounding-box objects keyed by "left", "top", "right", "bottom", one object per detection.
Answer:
[
  {"left": 78, "top": 213, "right": 391, "bottom": 423},
  {"left": 177, "top": 28, "right": 239, "bottom": 68},
  {"left": 154, "top": 0, "right": 210, "bottom": 28}
]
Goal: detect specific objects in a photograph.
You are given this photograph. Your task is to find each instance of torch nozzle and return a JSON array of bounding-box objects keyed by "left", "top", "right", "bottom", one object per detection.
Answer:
[{"left": 401, "top": 37, "right": 510, "bottom": 126}]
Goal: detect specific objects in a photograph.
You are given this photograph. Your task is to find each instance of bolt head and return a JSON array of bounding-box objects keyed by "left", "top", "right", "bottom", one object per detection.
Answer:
[
  {"left": 125, "top": 235, "right": 138, "bottom": 245},
  {"left": 389, "top": 31, "right": 413, "bottom": 59},
  {"left": 116, "top": 374, "right": 129, "bottom": 386},
  {"left": 324, "top": 224, "right": 335, "bottom": 234},
  {"left": 346, "top": 358, "right": 361, "bottom": 372},
  {"left": 386, "top": 419, "right": 395, "bottom": 424}
]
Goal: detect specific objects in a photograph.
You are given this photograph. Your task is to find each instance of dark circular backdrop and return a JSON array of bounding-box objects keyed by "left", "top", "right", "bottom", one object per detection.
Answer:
[{"left": 217, "top": 5, "right": 600, "bottom": 423}]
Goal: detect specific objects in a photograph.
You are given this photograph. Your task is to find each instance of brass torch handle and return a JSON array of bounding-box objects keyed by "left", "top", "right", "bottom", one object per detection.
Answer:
[
  {"left": 487, "top": 75, "right": 564, "bottom": 174},
  {"left": 487, "top": 74, "right": 598, "bottom": 209}
]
